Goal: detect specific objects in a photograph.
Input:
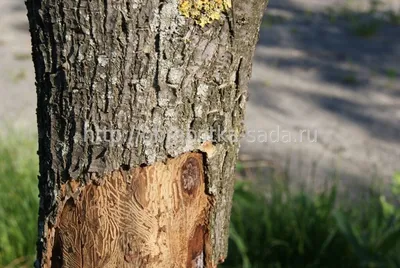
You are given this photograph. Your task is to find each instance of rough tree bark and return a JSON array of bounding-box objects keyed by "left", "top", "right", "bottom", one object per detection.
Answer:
[{"left": 26, "top": 0, "right": 266, "bottom": 267}]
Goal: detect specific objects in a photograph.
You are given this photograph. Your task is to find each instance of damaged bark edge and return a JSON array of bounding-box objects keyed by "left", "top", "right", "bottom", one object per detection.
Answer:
[
  {"left": 26, "top": 0, "right": 267, "bottom": 266},
  {"left": 43, "top": 152, "right": 214, "bottom": 268}
]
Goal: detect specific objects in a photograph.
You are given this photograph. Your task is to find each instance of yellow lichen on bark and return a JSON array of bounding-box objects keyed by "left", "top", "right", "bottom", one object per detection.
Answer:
[{"left": 178, "top": 0, "right": 232, "bottom": 27}]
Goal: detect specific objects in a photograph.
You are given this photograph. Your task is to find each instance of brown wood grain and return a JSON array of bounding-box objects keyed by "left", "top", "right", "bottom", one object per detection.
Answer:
[{"left": 49, "top": 153, "right": 211, "bottom": 267}]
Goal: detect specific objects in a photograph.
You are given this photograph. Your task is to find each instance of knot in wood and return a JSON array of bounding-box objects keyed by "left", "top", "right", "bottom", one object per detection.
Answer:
[
  {"left": 124, "top": 243, "right": 137, "bottom": 264},
  {"left": 181, "top": 157, "right": 201, "bottom": 195}
]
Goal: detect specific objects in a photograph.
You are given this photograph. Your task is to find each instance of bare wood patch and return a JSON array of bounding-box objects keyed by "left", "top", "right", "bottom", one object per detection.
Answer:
[{"left": 47, "top": 153, "right": 212, "bottom": 268}]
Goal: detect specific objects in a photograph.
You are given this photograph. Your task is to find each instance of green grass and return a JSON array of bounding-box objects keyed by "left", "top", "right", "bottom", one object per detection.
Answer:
[
  {"left": 385, "top": 68, "right": 398, "bottom": 80},
  {"left": 10, "top": 70, "right": 27, "bottom": 84},
  {"left": 350, "top": 18, "right": 381, "bottom": 38},
  {"left": 262, "top": 14, "right": 288, "bottom": 28},
  {"left": 1, "top": 133, "right": 400, "bottom": 267},
  {"left": 13, "top": 53, "right": 31, "bottom": 62},
  {"left": 0, "top": 131, "right": 38, "bottom": 267},
  {"left": 325, "top": 0, "right": 400, "bottom": 38},
  {"left": 387, "top": 10, "right": 400, "bottom": 25},
  {"left": 224, "top": 174, "right": 400, "bottom": 268},
  {"left": 342, "top": 73, "right": 359, "bottom": 85}
]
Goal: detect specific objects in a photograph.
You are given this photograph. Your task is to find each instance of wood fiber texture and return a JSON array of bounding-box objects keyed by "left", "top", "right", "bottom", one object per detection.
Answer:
[
  {"left": 26, "top": 0, "right": 266, "bottom": 266},
  {"left": 51, "top": 153, "right": 210, "bottom": 267}
]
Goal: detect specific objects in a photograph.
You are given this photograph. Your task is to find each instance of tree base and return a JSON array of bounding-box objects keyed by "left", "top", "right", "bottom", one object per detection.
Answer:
[{"left": 46, "top": 153, "right": 212, "bottom": 268}]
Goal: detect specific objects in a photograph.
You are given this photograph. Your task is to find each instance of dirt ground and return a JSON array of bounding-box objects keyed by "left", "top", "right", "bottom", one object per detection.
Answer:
[
  {"left": 0, "top": 0, "right": 399, "bottom": 189},
  {"left": 242, "top": 0, "right": 400, "bottom": 190}
]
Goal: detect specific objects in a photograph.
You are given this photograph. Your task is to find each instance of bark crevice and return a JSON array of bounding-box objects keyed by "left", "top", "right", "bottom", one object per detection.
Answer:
[{"left": 26, "top": 0, "right": 267, "bottom": 266}]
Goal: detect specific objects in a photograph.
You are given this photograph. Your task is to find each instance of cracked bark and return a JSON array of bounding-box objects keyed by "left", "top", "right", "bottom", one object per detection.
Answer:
[{"left": 26, "top": 0, "right": 266, "bottom": 267}]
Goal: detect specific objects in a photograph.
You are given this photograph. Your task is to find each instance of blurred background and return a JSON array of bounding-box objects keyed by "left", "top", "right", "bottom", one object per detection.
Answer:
[{"left": 0, "top": 0, "right": 399, "bottom": 267}]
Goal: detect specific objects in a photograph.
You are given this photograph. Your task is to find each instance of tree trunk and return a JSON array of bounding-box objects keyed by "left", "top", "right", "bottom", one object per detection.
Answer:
[{"left": 26, "top": 0, "right": 266, "bottom": 267}]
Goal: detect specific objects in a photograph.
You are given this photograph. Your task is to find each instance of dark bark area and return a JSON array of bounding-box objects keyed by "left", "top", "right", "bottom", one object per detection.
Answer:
[{"left": 26, "top": 0, "right": 266, "bottom": 267}]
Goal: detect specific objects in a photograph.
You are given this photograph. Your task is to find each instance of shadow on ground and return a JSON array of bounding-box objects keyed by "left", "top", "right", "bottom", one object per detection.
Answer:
[
  {"left": 256, "top": 0, "right": 400, "bottom": 142},
  {"left": 243, "top": 0, "right": 400, "bottom": 185}
]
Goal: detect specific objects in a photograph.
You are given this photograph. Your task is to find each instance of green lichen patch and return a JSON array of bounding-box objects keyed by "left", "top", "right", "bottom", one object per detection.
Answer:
[{"left": 179, "top": 0, "right": 232, "bottom": 27}]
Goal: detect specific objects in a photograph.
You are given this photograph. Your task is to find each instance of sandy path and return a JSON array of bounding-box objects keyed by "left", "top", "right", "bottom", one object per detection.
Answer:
[
  {"left": 242, "top": 0, "right": 400, "bottom": 188},
  {"left": 0, "top": 0, "right": 36, "bottom": 131},
  {"left": 0, "top": 0, "right": 399, "bottom": 187}
]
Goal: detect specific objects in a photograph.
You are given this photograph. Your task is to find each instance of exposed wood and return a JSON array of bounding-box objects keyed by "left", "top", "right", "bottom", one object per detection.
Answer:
[
  {"left": 47, "top": 153, "right": 211, "bottom": 267},
  {"left": 26, "top": 0, "right": 267, "bottom": 266}
]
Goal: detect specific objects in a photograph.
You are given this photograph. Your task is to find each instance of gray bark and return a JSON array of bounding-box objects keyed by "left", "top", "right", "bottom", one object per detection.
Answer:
[{"left": 26, "top": 0, "right": 266, "bottom": 267}]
